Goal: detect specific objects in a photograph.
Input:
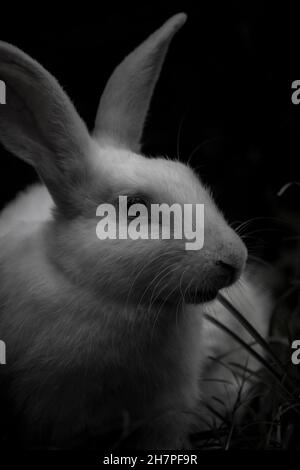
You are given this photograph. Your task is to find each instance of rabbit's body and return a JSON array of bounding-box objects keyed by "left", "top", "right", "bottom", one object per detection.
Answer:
[
  {"left": 0, "top": 182, "right": 203, "bottom": 448},
  {"left": 0, "top": 14, "right": 271, "bottom": 449},
  {"left": 0, "top": 180, "right": 269, "bottom": 448},
  {"left": 0, "top": 183, "right": 52, "bottom": 231}
]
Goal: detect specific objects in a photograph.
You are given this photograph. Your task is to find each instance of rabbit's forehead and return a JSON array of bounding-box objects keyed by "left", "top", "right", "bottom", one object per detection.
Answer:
[
  {"left": 138, "top": 159, "right": 205, "bottom": 203},
  {"left": 91, "top": 145, "right": 211, "bottom": 204}
]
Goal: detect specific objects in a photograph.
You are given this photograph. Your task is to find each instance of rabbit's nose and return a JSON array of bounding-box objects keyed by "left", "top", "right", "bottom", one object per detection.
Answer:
[{"left": 215, "top": 260, "right": 241, "bottom": 287}]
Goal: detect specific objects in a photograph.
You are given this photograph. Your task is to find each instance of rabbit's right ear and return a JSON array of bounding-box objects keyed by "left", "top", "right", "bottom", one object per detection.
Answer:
[
  {"left": 93, "top": 13, "right": 187, "bottom": 152},
  {"left": 0, "top": 42, "right": 91, "bottom": 216}
]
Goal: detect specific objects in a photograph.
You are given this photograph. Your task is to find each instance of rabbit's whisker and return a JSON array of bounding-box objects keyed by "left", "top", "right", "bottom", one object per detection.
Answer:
[
  {"left": 150, "top": 267, "right": 183, "bottom": 342},
  {"left": 135, "top": 261, "right": 181, "bottom": 315},
  {"left": 123, "top": 252, "right": 182, "bottom": 318},
  {"left": 146, "top": 263, "right": 181, "bottom": 315}
]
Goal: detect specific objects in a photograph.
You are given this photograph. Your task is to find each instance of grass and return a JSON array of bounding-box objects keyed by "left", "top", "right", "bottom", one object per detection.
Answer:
[
  {"left": 192, "top": 317, "right": 300, "bottom": 449},
  {"left": 191, "top": 214, "right": 300, "bottom": 450}
]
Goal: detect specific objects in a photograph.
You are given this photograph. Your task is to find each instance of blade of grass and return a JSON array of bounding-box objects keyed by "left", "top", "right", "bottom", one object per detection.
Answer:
[
  {"left": 204, "top": 313, "right": 297, "bottom": 404},
  {"left": 217, "top": 293, "right": 287, "bottom": 374}
]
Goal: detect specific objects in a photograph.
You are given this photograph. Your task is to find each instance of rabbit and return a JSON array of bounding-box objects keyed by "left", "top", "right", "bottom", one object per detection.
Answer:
[{"left": 0, "top": 13, "right": 271, "bottom": 449}]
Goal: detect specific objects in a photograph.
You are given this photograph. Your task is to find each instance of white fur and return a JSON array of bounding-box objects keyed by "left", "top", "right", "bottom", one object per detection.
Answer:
[{"left": 0, "top": 14, "right": 270, "bottom": 449}]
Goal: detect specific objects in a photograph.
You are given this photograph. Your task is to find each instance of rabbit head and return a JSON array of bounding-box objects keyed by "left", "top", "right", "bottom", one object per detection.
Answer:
[{"left": 0, "top": 13, "right": 247, "bottom": 310}]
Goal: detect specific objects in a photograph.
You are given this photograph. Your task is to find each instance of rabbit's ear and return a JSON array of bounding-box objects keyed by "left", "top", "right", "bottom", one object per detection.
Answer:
[
  {"left": 93, "top": 13, "right": 187, "bottom": 152},
  {"left": 0, "top": 42, "right": 91, "bottom": 215}
]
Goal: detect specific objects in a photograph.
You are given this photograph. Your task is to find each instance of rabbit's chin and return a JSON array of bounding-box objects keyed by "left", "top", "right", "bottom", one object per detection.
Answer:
[
  {"left": 184, "top": 287, "right": 219, "bottom": 304},
  {"left": 155, "top": 286, "right": 220, "bottom": 306}
]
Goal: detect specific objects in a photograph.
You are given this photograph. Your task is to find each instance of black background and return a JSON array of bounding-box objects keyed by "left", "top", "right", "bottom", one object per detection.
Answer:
[
  {"left": 1, "top": 1, "right": 300, "bottom": 453},
  {"left": 1, "top": 1, "right": 300, "bottom": 260}
]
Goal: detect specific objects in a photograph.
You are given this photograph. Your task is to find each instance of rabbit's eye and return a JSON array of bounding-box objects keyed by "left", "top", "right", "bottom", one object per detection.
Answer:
[
  {"left": 127, "top": 196, "right": 148, "bottom": 208},
  {"left": 126, "top": 196, "right": 149, "bottom": 219}
]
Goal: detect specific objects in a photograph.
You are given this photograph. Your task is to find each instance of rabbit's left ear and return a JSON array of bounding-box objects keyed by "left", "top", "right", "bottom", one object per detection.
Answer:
[
  {"left": 93, "top": 13, "right": 187, "bottom": 152},
  {"left": 0, "top": 42, "right": 91, "bottom": 216}
]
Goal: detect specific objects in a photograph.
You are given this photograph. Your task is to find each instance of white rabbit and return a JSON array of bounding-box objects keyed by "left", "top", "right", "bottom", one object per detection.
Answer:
[{"left": 0, "top": 13, "right": 270, "bottom": 449}]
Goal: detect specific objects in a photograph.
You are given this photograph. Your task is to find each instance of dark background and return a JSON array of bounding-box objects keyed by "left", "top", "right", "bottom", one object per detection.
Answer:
[
  {"left": 1, "top": 1, "right": 300, "bottom": 451},
  {"left": 1, "top": 1, "right": 300, "bottom": 261}
]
